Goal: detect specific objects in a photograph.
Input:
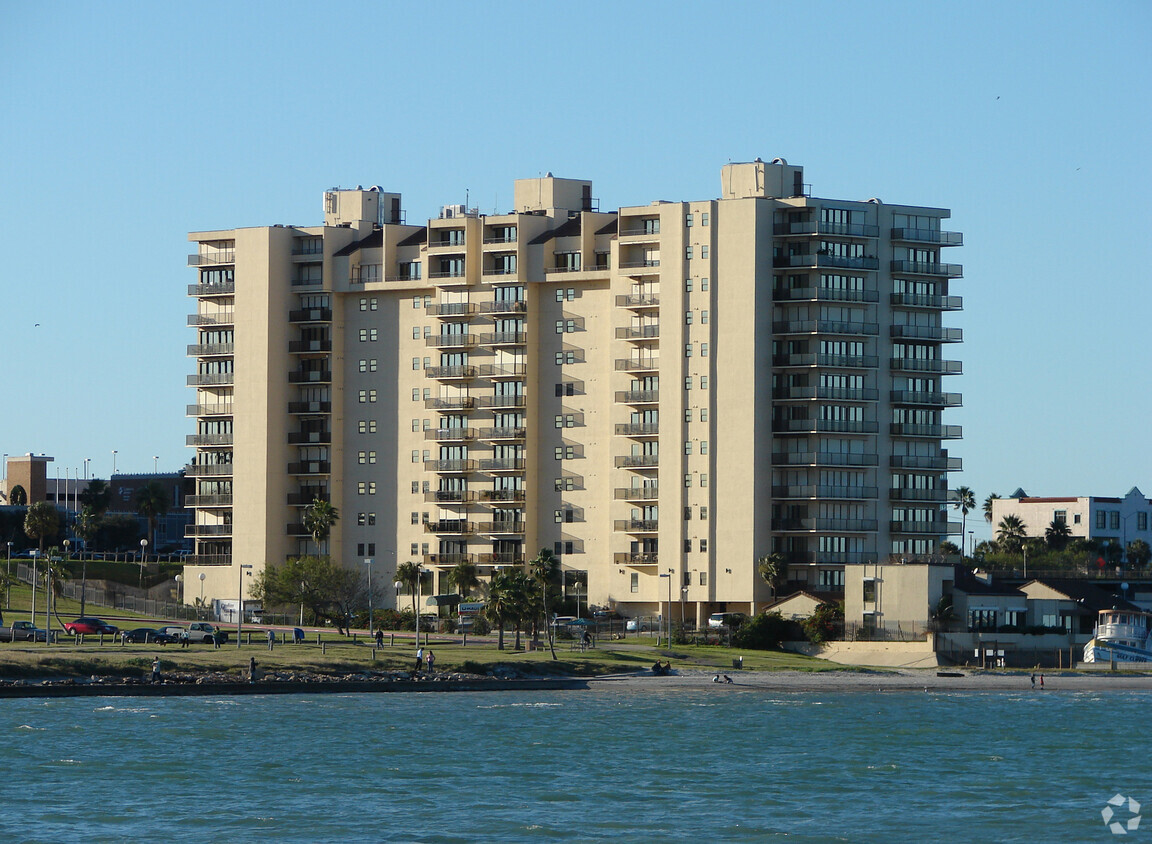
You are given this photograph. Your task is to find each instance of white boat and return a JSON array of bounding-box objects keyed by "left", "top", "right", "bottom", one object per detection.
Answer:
[{"left": 1083, "top": 608, "right": 1152, "bottom": 663}]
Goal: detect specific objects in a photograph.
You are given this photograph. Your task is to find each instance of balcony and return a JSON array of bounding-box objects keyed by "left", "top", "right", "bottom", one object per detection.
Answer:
[
  {"left": 772, "top": 353, "right": 878, "bottom": 369},
  {"left": 424, "top": 396, "right": 475, "bottom": 410},
  {"left": 187, "top": 342, "right": 234, "bottom": 357},
  {"left": 614, "top": 487, "right": 659, "bottom": 501},
  {"left": 476, "top": 427, "right": 526, "bottom": 441},
  {"left": 286, "top": 493, "right": 328, "bottom": 506},
  {"left": 890, "top": 423, "right": 963, "bottom": 439},
  {"left": 425, "top": 365, "right": 478, "bottom": 381},
  {"left": 478, "top": 363, "right": 527, "bottom": 378},
  {"left": 476, "top": 521, "right": 525, "bottom": 534},
  {"left": 478, "top": 332, "right": 526, "bottom": 346},
  {"left": 772, "top": 387, "right": 879, "bottom": 402},
  {"left": 478, "top": 489, "right": 525, "bottom": 504},
  {"left": 475, "top": 395, "right": 526, "bottom": 409},
  {"left": 424, "top": 520, "right": 476, "bottom": 535},
  {"left": 615, "top": 454, "right": 659, "bottom": 468},
  {"left": 890, "top": 260, "right": 963, "bottom": 277},
  {"left": 615, "top": 390, "right": 659, "bottom": 404},
  {"left": 773, "top": 222, "right": 880, "bottom": 238},
  {"left": 772, "top": 420, "right": 880, "bottom": 434},
  {"left": 288, "top": 340, "right": 332, "bottom": 353},
  {"left": 773, "top": 254, "right": 879, "bottom": 271},
  {"left": 187, "top": 282, "right": 236, "bottom": 297},
  {"left": 288, "top": 370, "right": 332, "bottom": 383},
  {"left": 186, "top": 554, "right": 231, "bottom": 567},
  {"left": 185, "top": 524, "right": 232, "bottom": 537},
  {"left": 288, "top": 308, "right": 332, "bottom": 322},
  {"left": 614, "top": 519, "right": 659, "bottom": 533},
  {"left": 186, "top": 494, "right": 233, "bottom": 507},
  {"left": 890, "top": 391, "right": 963, "bottom": 407},
  {"left": 771, "top": 485, "right": 878, "bottom": 500},
  {"left": 890, "top": 228, "right": 963, "bottom": 246},
  {"left": 424, "top": 490, "right": 477, "bottom": 504},
  {"left": 425, "top": 427, "right": 476, "bottom": 442},
  {"left": 891, "top": 520, "right": 962, "bottom": 535},
  {"left": 426, "top": 334, "right": 478, "bottom": 349},
  {"left": 423, "top": 553, "right": 475, "bottom": 566},
  {"left": 889, "top": 488, "right": 950, "bottom": 503},
  {"left": 186, "top": 433, "right": 233, "bottom": 447},
  {"left": 614, "top": 552, "right": 659, "bottom": 566},
  {"left": 890, "top": 454, "right": 963, "bottom": 471},
  {"left": 618, "top": 260, "right": 661, "bottom": 271},
  {"left": 615, "top": 325, "right": 660, "bottom": 341},
  {"left": 187, "top": 403, "right": 233, "bottom": 416},
  {"left": 780, "top": 551, "right": 877, "bottom": 565},
  {"left": 476, "top": 553, "right": 524, "bottom": 565},
  {"left": 287, "top": 461, "right": 330, "bottom": 475},
  {"left": 186, "top": 373, "right": 234, "bottom": 387},
  {"left": 187, "top": 252, "right": 235, "bottom": 266},
  {"left": 772, "top": 320, "right": 879, "bottom": 336},
  {"left": 771, "top": 452, "right": 879, "bottom": 467},
  {"left": 771, "top": 518, "right": 878, "bottom": 532},
  {"left": 476, "top": 458, "right": 526, "bottom": 472},
  {"left": 618, "top": 222, "right": 661, "bottom": 239},
  {"left": 615, "top": 294, "right": 660, "bottom": 309},
  {"left": 188, "top": 312, "right": 234, "bottom": 327},
  {"left": 890, "top": 358, "right": 962, "bottom": 374},
  {"left": 773, "top": 287, "right": 879, "bottom": 304},
  {"left": 287, "top": 431, "right": 331, "bottom": 444},
  {"left": 479, "top": 301, "right": 527, "bottom": 315},
  {"left": 426, "top": 302, "right": 479, "bottom": 319},
  {"left": 287, "top": 401, "right": 331, "bottom": 414},
  {"left": 424, "top": 459, "right": 476, "bottom": 473},
  {"left": 891, "top": 293, "right": 963, "bottom": 310},
  {"left": 285, "top": 523, "right": 308, "bottom": 536},
  {"left": 890, "top": 325, "right": 963, "bottom": 342},
  {"left": 185, "top": 463, "right": 233, "bottom": 477},
  {"left": 615, "top": 423, "right": 659, "bottom": 437},
  {"left": 615, "top": 358, "right": 659, "bottom": 373}
]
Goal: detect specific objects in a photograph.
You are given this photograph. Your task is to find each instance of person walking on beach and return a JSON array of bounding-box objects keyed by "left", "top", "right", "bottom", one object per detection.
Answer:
[
  {"left": 426, "top": 650, "right": 435, "bottom": 674},
  {"left": 151, "top": 658, "right": 161, "bottom": 684},
  {"left": 1030, "top": 673, "right": 1036, "bottom": 690},
  {"left": 249, "top": 656, "right": 258, "bottom": 684},
  {"left": 1039, "top": 674, "right": 1044, "bottom": 689},
  {"left": 415, "top": 645, "right": 424, "bottom": 675}
]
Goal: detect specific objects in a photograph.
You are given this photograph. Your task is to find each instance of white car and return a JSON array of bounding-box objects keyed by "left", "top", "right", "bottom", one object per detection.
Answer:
[
  {"left": 625, "top": 618, "right": 653, "bottom": 632},
  {"left": 708, "top": 612, "right": 747, "bottom": 629}
]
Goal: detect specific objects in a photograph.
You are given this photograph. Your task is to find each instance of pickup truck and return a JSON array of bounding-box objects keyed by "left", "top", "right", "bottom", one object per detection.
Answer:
[
  {"left": 0, "top": 621, "right": 48, "bottom": 642},
  {"left": 183, "top": 622, "right": 229, "bottom": 644}
]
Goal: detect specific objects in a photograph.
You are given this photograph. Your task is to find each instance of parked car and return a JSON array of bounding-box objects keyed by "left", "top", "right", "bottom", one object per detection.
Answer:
[
  {"left": 184, "top": 622, "right": 228, "bottom": 644},
  {"left": 626, "top": 618, "right": 653, "bottom": 632},
  {"left": 63, "top": 617, "right": 119, "bottom": 636},
  {"left": 0, "top": 621, "right": 48, "bottom": 642},
  {"left": 122, "top": 627, "right": 179, "bottom": 645},
  {"left": 707, "top": 612, "right": 748, "bottom": 630}
]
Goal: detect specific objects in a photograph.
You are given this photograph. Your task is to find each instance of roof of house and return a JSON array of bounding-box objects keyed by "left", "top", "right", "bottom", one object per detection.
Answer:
[
  {"left": 954, "top": 568, "right": 1024, "bottom": 597},
  {"left": 1024, "top": 578, "right": 1143, "bottom": 613}
]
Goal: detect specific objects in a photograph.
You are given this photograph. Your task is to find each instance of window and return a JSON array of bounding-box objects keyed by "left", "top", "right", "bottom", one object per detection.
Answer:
[
  {"left": 863, "top": 579, "right": 877, "bottom": 602},
  {"left": 553, "top": 541, "right": 574, "bottom": 556},
  {"left": 684, "top": 474, "right": 692, "bottom": 487},
  {"left": 1111, "top": 511, "right": 1120, "bottom": 530},
  {"left": 700, "top": 376, "right": 708, "bottom": 390},
  {"left": 684, "top": 442, "right": 693, "bottom": 455},
  {"left": 684, "top": 377, "right": 692, "bottom": 390},
  {"left": 423, "top": 389, "right": 431, "bottom": 400},
  {"left": 413, "top": 296, "right": 422, "bottom": 309},
  {"left": 412, "top": 419, "right": 420, "bottom": 432},
  {"left": 368, "top": 451, "right": 376, "bottom": 464},
  {"left": 357, "top": 513, "right": 366, "bottom": 525},
  {"left": 554, "top": 446, "right": 575, "bottom": 460},
  {"left": 411, "top": 451, "right": 420, "bottom": 464},
  {"left": 699, "top": 539, "right": 707, "bottom": 552},
  {"left": 411, "top": 481, "right": 419, "bottom": 493},
  {"left": 358, "top": 328, "right": 377, "bottom": 342},
  {"left": 700, "top": 474, "right": 708, "bottom": 487},
  {"left": 700, "top": 441, "right": 708, "bottom": 454},
  {"left": 685, "top": 343, "right": 693, "bottom": 357},
  {"left": 357, "top": 482, "right": 366, "bottom": 495},
  {"left": 685, "top": 278, "right": 693, "bottom": 292},
  {"left": 699, "top": 506, "right": 708, "bottom": 520},
  {"left": 685, "top": 213, "right": 693, "bottom": 227},
  {"left": 631, "top": 573, "right": 639, "bottom": 593},
  {"left": 1097, "top": 511, "right": 1107, "bottom": 529},
  {"left": 701, "top": 212, "right": 709, "bottom": 226},
  {"left": 684, "top": 408, "right": 692, "bottom": 422},
  {"left": 412, "top": 357, "right": 421, "bottom": 370},
  {"left": 423, "top": 357, "right": 430, "bottom": 369},
  {"left": 411, "top": 543, "right": 419, "bottom": 556},
  {"left": 411, "top": 512, "right": 419, "bottom": 524},
  {"left": 700, "top": 408, "right": 708, "bottom": 422},
  {"left": 358, "top": 451, "right": 367, "bottom": 464},
  {"left": 555, "top": 382, "right": 575, "bottom": 397},
  {"left": 685, "top": 246, "right": 693, "bottom": 260},
  {"left": 359, "top": 359, "right": 377, "bottom": 373},
  {"left": 701, "top": 277, "right": 709, "bottom": 291},
  {"left": 555, "top": 288, "right": 575, "bottom": 302},
  {"left": 701, "top": 310, "right": 709, "bottom": 325},
  {"left": 555, "top": 351, "right": 577, "bottom": 365},
  {"left": 700, "top": 245, "right": 709, "bottom": 259},
  {"left": 358, "top": 420, "right": 376, "bottom": 433},
  {"left": 411, "top": 388, "right": 420, "bottom": 401},
  {"left": 700, "top": 343, "right": 708, "bottom": 357},
  {"left": 699, "top": 571, "right": 707, "bottom": 586},
  {"left": 1074, "top": 513, "right": 1082, "bottom": 524},
  {"left": 1054, "top": 510, "right": 1067, "bottom": 525},
  {"left": 412, "top": 326, "right": 420, "bottom": 339},
  {"left": 359, "top": 390, "right": 368, "bottom": 403},
  {"left": 684, "top": 539, "right": 692, "bottom": 553},
  {"left": 368, "top": 390, "right": 377, "bottom": 403},
  {"left": 1140, "top": 513, "right": 1148, "bottom": 531},
  {"left": 685, "top": 310, "right": 693, "bottom": 325}
]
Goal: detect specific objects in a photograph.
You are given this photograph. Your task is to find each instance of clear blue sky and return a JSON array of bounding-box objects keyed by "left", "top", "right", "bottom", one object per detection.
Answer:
[{"left": 2, "top": 1, "right": 1149, "bottom": 544}]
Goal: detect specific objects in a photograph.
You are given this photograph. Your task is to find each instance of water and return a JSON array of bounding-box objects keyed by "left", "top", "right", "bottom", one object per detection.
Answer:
[{"left": 0, "top": 687, "right": 1139, "bottom": 841}]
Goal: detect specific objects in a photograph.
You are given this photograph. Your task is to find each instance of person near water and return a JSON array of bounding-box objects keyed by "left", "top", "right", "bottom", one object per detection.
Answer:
[
  {"left": 151, "top": 658, "right": 161, "bottom": 684},
  {"left": 415, "top": 645, "right": 424, "bottom": 674},
  {"left": 1030, "top": 673, "right": 1036, "bottom": 689},
  {"left": 426, "top": 650, "right": 435, "bottom": 673}
]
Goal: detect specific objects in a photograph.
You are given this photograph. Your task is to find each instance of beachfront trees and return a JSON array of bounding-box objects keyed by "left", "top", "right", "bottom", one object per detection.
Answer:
[
  {"left": 303, "top": 498, "right": 339, "bottom": 556},
  {"left": 953, "top": 486, "right": 976, "bottom": 554},
  {"left": 23, "top": 501, "right": 60, "bottom": 556},
  {"left": 983, "top": 493, "right": 1000, "bottom": 524},
  {"left": 253, "top": 555, "right": 363, "bottom": 632},
  {"left": 996, "top": 514, "right": 1027, "bottom": 554},
  {"left": 79, "top": 479, "right": 112, "bottom": 517},
  {"left": 394, "top": 561, "right": 423, "bottom": 618},
  {"left": 757, "top": 552, "right": 785, "bottom": 604},
  {"left": 529, "top": 548, "right": 560, "bottom": 660},
  {"left": 484, "top": 568, "right": 534, "bottom": 651},
  {"left": 1126, "top": 539, "right": 1151, "bottom": 569},
  {"left": 134, "top": 482, "right": 169, "bottom": 552},
  {"left": 484, "top": 572, "right": 513, "bottom": 650},
  {"left": 447, "top": 559, "right": 479, "bottom": 600},
  {"left": 1044, "top": 519, "right": 1072, "bottom": 551}
]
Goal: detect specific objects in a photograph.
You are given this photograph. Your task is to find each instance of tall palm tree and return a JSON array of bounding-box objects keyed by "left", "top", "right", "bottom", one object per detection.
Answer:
[
  {"left": 757, "top": 553, "right": 786, "bottom": 607},
  {"left": 135, "top": 481, "right": 169, "bottom": 552},
  {"left": 395, "top": 561, "right": 422, "bottom": 617},
  {"left": 1044, "top": 519, "right": 1071, "bottom": 551},
  {"left": 529, "top": 548, "right": 560, "bottom": 660},
  {"left": 983, "top": 493, "right": 1000, "bottom": 524},
  {"left": 302, "top": 497, "right": 339, "bottom": 556},
  {"left": 79, "top": 478, "right": 112, "bottom": 517},
  {"left": 996, "top": 514, "right": 1027, "bottom": 554},
  {"left": 953, "top": 486, "right": 976, "bottom": 556},
  {"left": 24, "top": 501, "right": 60, "bottom": 557},
  {"left": 485, "top": 571, "right": 514, "bottom": 650},
  {"left": 447, "top": 559, "right": 479, "bottom": 600}
]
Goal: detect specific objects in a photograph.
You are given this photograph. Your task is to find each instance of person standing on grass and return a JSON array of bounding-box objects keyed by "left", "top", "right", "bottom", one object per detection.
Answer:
[
  {"left": 375, "top": 627, "right": 384, "bottom": 649},
  {"left": 426, "top": 650, "right": 435, "bottom": 674},
  {"left": 415, "top": 645, "right": 424, "bottom": 675}
]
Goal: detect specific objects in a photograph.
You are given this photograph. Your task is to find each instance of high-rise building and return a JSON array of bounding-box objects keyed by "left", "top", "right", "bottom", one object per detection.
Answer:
[{"left": 185, "top": 159, "right": 963, "bottom": 624}]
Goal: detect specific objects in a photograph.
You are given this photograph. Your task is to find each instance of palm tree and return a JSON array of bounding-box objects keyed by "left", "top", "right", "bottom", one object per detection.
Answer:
[
  {"left": 1126, "top": 539, "right": 1151, "bottom": 569},
  {"left": 953, "top": 486, "right": 976, "bottom": 556},
  {"left": 79, "top": 478, "right": 112, "bottom": 517},
  {"left": 983, "top": 493, "right": 1000, "bottom": 524},
  {"left": 447, "top": 559, "right": 479, "bottom": 600},
  {"left": 529, "top": 548, "right": 560, "bottom": 660},
  {"left": 135, "top": 481, "right": 169, "bottom": 552},
  {"left": 996, "top": 514, "right": 1027, "bottom": 554},
  {"left": 1044, "top": 519, "right": 1071, "bottom": 551},
  {"left": 302, "top": 497, "right": 339, "bottom": 556},
  {"left": 757, "top": 552, "right": 785, "bottom": 607},
  {"left": 394, "top": 561, "right": 422, "bottom": 618},
  {"left": 485, "top": 571, "right": 514, "bottom": 650},
  {"left": 24, "top": 501, "right": 60, "bottom": 557}
]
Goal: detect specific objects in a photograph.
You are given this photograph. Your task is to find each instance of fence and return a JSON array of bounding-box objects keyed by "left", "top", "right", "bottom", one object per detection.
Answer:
[
  {"left": 841, "top": 620, "right": 931, "bottom": 642},
  {"left": 11, "top": 563, "right": 200, "bottom": 622}
]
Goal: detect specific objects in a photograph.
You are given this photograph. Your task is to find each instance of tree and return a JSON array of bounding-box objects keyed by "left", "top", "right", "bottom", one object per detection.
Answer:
[
  {"left": 395, "top": 561, "right": 423, "bottom": 618},
  {"left": 79, "top": 479, "right": 112, "bottom": 516},
  {"left": 757, "top": 552, "right": 786, "bottom": 604},
  {"left": 996, "top": 514, "right": 1027, "bottom": 554},
  {"left": 802, "top": 602, "right": 844, "bottom": 644},
  {"left": 447, "top": 559, "right": 479, "bottom": 600},
  {"left": 9, "top": 485, "right": 27, "bottom": 506},
  {"left": 24, "top": 502, "right": 60, "bottom": 556},
  {"left": 983, "top": 493, "right": 1000, "bottom": 524},
  {"left": 135, "top": 481, "right": 169, "bottom": 551},
  {"left": 953, "top": 486, "right": 976, "bottom": 555},
  {"left": 529, "top": 548, "right": 560, "bottom": 660},
  {"left": 252, "top": 556, "right": 364, "bottom": 632},
  {"left": 1044, "top": 519, "right": 1072, "bottom": 551},
  {"left": 484, "top": 571, "right": 514, "bottom": 651},
  {"left": 1126, "top": 539, "right": 1152, "bottom": 569},
  {"left": 939, "top": 541, "right": 961, "bottom": 556},
  {"left": 302, "top": 497, "right": 339, "bottom": 556}
]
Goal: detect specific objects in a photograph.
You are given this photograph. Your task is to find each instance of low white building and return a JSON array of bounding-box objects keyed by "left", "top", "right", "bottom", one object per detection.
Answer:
[{"left": 991, "top": 486, "right": 1152, "bottom": 548}]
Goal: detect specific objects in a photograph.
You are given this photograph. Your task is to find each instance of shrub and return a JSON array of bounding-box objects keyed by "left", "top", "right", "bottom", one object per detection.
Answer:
[
  {"left": 469, "top": 616, "right": 491, "bottom": 636},
  {"left": 442, "top": 618, "right": 457, "bottom": 634},
  {"left": 732, "top": 611, "right": 797, "bottom": 650},
  {"left": 802, "top": 602, "right": 844, "bottom": 644}
]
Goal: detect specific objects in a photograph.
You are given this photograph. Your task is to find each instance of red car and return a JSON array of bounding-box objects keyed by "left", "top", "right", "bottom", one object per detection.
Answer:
[{"left": 63, "top": 617, "right": 119, "bottom": 636}]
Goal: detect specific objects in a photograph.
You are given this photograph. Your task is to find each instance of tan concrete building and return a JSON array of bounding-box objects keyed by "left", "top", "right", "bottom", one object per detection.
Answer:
[
  {"left": 991, "top": 487, "right": 1152, "bottom": 551},
  {"left": 184, "top": 159, "right": 963, "bottom": 624}
]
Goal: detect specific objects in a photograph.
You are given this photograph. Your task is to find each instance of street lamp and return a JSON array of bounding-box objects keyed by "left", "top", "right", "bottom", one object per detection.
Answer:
[
  {"left": 175, "top": 574, "right": 183, "bottom": 609},
  {"left": 198, "top": 571, "right": 206, "bottom": 607},
  {"left": 681, "top": 584, "right": 689, "bottom": 631},
  {"left": 364, "top": 558, "right": 374, "bottom": 635},
  {"left": 139, "top": 539, "right": 148, "bottom": 588},
  {"left": 31, "top": 550, "right": 40, "bottom": 629},
  {"left": 658, "top": 572, "right": 671, "bottom": 646},
  {"left": 153, "top": 456, "right": 159, "bottom": 474},
  {"left": 5, "top": 541, "right": 12, "bottom": 610},
  {"left": 112, "top": 450, "right": 118, "bottom": 475},
  {"left": 83, "top": 458, "right": 90, "bottom": 480},
  {"left": 236, "top": 563, "right": 253, "bottom": 647},
  {"left": 968, "top": 530, "right": 974, "bottom": 559}
]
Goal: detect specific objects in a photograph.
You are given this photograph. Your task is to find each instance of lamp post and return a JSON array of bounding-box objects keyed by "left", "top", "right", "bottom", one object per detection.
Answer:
[
  {"left": 364, "top": 558, "right": 374, "bottom": 635},
  {"left": 139, "top": 538, "right": 148, "bottom": 589},
  {"left": 83, "top": 458, "right": 90, "bottom": 481},
  {"left": 62, "top": 539, "right": 70, "bottom": 628},
  {"left": 573, "top": 579, "right": 582, "bottom": 620},
  {"left": 31, "top": 550, "right": 39, "bottom": 629},
  {"left": 175, "top": 574, "right": 183, "bottom": 610},
  {"left": 5, "top": 541, "right": 12, "bottom": 610},
  {"left": 968, "top": 530, "right": 974, "bottom": 560},
  {"left": 658, "top": 572, "right": 671, "bottom": 647},
  {"left": 236, "top": 563, "right": 253, "bottom": 647},
  {"left": 198, "top": 572, "right": 206, "bottom": 607},
  {"left": 112, "top": 450, "right": 118, "bottom": 475},
  {"left": 153, "top": 456, "right": 159, "bottom": 474},
  {"left": 44, "top": 552, "right": 53, "bottom": 647},
  {"left": 681, "top": 584, "right": 689, "bottom": 631}
]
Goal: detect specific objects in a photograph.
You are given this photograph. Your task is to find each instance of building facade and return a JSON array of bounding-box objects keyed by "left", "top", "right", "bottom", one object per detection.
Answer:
[
  {"left": 184, "top": 159, "right": 963, "bottom": 624},
  {"left": 991, "top": 487, "right": 1152, "bottom": 549}
]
